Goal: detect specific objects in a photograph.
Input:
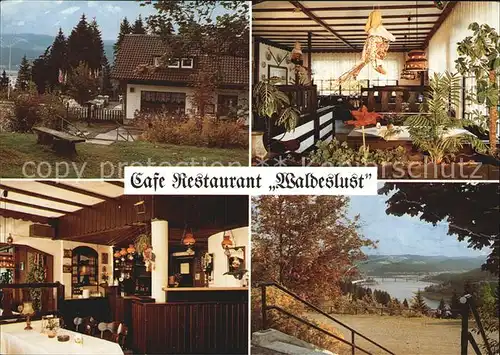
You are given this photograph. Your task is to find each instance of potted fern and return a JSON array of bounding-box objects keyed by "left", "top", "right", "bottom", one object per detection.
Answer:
[
  {"left": 456, "top": 22, "right": 500, "bottom": 162},
  {"left": 406, "top": 71, "right": 487, "bottom": 170},
  {"left": 252, "top": 78, "right": 300, "bottom": 159}
]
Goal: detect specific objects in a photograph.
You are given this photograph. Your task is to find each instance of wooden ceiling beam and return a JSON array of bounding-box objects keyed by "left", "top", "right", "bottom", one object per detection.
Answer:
[
  {"left": 289, "top": 1, "right": 355, "bottom": 50},
  {"left": 254, "top": 4, "right": 439, "bottom": 12},
  {"left": 254, "top": 36, "right": 292, "bottom": 51},
  {"left": 0, "top": 198, "right": 69, "bottom": 215},
  {"left": 37, "top": 181, "right": 116, "bottom": 201},
  {"left": 0, "top": 208, "right": 50, "bottom": 224},
  {"left": 252, "top": 21, "right": 437, "bottom": 28},
  {"left": 422, "top": 1, "right": 458, "bottom": 48},
  {"left": 0, "top": 184, "right": 89, "bottom": 209},
  {"left": 254, "top": 14, "right": 440, "bottom": 21},
  {"left": 304, "top": 47, "right": 423, "bottom": 53}
]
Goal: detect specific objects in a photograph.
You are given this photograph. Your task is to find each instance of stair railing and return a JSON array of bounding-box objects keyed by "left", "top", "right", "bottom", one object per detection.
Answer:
[{"left": 260, "top": 282, "right": 395, "bottom": 355}]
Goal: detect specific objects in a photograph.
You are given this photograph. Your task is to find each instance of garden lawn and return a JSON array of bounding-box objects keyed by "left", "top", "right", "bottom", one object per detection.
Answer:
[{"left": 0, "top": 132, "right": 248, "bottom": 178}]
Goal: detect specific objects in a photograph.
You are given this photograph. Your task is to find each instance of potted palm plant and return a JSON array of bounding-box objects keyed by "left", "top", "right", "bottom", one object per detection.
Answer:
[
  {"left": 456, "top": 22, "right": 500, "bottom": 163},
  {"left": 405, "top": 71, "right": 487, "bottom": 175},
  {"left": 252, "top": 78, "right": 300, "bottom": 159}
]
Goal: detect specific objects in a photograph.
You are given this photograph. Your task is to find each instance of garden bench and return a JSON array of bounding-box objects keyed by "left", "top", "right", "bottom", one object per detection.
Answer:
[{"left": 32, "top": 126, "right": 86, "bottom": 155}]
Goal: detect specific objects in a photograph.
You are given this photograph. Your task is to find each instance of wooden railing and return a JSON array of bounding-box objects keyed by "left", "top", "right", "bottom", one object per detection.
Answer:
[
  {"left": 276, "top": 85, "right": 318, "bottom": 116},
  {"left": 67, "top": 106, "right": 124, "bottom": 122},
  {"left": 361, "top": 86, "right": 426, "bottom": 112},
  {"left": 0, "top": 282, "right": 64, "bottom": 322},
  {"left": 131, "top": 300, "right": 248, "bottom": 354},
  {"left": 267, "top": 106, "right": 336, "bottom": 155}
]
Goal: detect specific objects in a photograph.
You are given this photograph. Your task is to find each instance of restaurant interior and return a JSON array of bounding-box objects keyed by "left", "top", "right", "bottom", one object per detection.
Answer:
[
  {"left": 0, "top": 181, "right": 249, "bottom": 354},
  {"left": 252, "top": 0, "right": 499, "bottom": 176}
]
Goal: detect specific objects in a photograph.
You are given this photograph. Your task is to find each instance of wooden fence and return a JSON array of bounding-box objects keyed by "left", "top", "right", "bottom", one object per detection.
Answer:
[{"left": 67, "top": 106, "right": 124, "bottom": 122}]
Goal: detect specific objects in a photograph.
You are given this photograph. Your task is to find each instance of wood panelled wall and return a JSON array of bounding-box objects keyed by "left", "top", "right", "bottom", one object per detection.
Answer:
[
  {"left": 56, "top": 195, "right": 249, "bottom": 240},
  {"left": 131, "top": 301, "right": 248, "bottom": 354},
  {"left": 57, "top": 195, "right": 153, "bottom": 238}
]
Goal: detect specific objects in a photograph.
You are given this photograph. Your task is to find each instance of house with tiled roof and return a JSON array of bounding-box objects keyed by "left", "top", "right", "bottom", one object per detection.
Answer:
[{"left": 111, "top": 34, "right": 249, "bottom": 121}]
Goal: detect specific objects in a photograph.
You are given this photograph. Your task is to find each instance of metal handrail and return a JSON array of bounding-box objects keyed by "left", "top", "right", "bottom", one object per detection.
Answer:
[
  {"left": 268, "top": 305, "right": 372, "bottom": 355},
  {"left": 261, "top": 282, "right": 395, "bottom": 355}
]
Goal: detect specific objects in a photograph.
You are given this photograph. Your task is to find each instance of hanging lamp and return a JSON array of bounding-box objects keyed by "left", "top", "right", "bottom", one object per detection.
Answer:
[
  {"left": 400, "top": 16, "right": 416, "bottom": 80},
  {"left": 404, "top": 1, "right": 428, "bottom": 72}
]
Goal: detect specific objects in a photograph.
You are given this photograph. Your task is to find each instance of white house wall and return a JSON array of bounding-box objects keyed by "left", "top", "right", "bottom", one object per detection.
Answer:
[
  {"left": 126, "top": 83, "right": 248, "bottom": 120},
  {"left": 258, "top": 42, "right": 296, "bottom": 84},
  {"left": 0, "top": 217, "right": 113, "bottom": 298},
  {"left": 207, "top": 226, "right": 249, "bottom": 288}
]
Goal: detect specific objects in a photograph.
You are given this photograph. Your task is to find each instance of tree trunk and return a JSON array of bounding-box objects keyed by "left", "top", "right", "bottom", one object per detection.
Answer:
[{"left": 489, "top": 70, "right": 498, "bottom": 156}]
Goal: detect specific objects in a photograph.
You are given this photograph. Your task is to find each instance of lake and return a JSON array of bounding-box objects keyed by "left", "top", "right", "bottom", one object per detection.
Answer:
[{"left": 368, "top": 277, "right": 440, "bottom": 309}]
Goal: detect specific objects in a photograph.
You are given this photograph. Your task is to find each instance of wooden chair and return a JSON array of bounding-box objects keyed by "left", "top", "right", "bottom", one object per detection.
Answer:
[
  {"left": 82, "top": 316, "right": 98, "bottom": 336},
  {"left": 98, "top": 321, "right": 120, "bottom": 341}
]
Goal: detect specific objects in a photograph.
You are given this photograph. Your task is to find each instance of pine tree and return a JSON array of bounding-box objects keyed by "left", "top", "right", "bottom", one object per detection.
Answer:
[
  {"left": 437, "top": 297, "right": 447, "bottom": 318},
  {"left": 32, "top": 47, "right": 51, "bottom": 94},
  {"left": 0, "top": 70, "right": 9, "bottom": 91},
  {"left": 411, "top": 290, "right": 430, "bottom": 315},
  {"left": 438, "top": 298, "right": 446, "bottom": 311},
  {"left": 114, "top": 17, "right": 132, "bottom": 60},
  {"left": 403, "top": 298, "right": 409, "bottom": 308},
  {"left": 48, "top": 28, "right": 68, "bottom": 90},
  {"left": 89, "top": 18, "right": 106, "bottom": 72},
  {"left": 16, "top": 55, "right": 31, "bottom": 91},
  {"left": 132, "top": 15, "right": 146, "bottom": 34},
  {"left": 67, "top": 14, "right": 94, "bottom": 69}
]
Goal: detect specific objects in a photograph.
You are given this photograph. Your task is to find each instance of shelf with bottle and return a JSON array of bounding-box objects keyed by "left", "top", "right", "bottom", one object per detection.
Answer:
[{"left": 0, "top": 253, "right": 15, "bottom": 268}]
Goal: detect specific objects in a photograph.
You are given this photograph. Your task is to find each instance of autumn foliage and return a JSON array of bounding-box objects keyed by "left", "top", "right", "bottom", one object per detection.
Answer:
[{"left": 251, "top": 196, "right": 376, "bottom": 302}]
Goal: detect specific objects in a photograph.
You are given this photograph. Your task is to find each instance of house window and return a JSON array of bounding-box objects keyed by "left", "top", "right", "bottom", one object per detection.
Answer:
[
  {"left": 141, "top": 91, "right": 186, "bottom": 115},
  {"left": 217, "top": 94, "right": 238, "bottom": 118},
  {"left": 167, "top": 58, "right": 180, "bottom": 68},
  {"left": 181, "top": 58, "right": 193, "bottom": 69}
]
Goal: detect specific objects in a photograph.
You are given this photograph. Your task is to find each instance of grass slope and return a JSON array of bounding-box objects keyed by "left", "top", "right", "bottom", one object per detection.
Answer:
[{"left": 0, "top": 132, "right": 248, "bottom": 178}]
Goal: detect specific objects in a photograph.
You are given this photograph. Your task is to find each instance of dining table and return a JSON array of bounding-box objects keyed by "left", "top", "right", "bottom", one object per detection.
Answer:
[{"left": 0, "top": 320, "right": 124, "bottom": 355}]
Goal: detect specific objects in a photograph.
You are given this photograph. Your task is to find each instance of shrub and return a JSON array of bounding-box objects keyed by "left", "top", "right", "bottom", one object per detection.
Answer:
[
  {"left": 309, "top": 138, "right": 408, "bottom": 166},
  {"left": 135, "top": 111, "right": 248, "bottom": 149},
  {"left": 252, "top": 287, "right": 347, "bottom": 354},
  {"left": 10, "top": 92, "right": 65, "bottom": 132}
]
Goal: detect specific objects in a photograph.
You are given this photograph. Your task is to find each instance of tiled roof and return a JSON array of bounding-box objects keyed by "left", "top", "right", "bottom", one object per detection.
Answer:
[{"left": 111, "top": 34, "right": 248, "bottom": 86}]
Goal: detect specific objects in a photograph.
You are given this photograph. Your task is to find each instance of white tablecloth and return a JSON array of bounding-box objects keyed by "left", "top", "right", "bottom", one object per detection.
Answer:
[
  {"left": 0, "top": 321, "right": 124, "bottom": 355},
  {"left": 348, "top": 125, "right": 475, "bottom": 141}
]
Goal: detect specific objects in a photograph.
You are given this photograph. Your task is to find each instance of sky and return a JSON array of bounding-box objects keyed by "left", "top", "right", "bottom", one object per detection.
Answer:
[
  {"left": 0, "top": 0, "right": 158, "bottom": 40},
  {"left": 348, "top": 186, "right": 489, "bottom": 258}
]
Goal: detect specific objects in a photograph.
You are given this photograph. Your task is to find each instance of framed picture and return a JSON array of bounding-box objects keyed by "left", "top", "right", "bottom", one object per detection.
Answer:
[
  {"left": 63, "top": 265, "right": 72, "bottom": 273},
  {"left": 226, "top": 246, "right": 246, "bottom": 273},
  {"left": 63, "top": 249, "right": 72, "bottom": 258},
  {"left": 101, "top": 252, "right": 109, "bottom": 265},
  {"left": 268, "top": 65, "right": 288, "bottom": 85}
]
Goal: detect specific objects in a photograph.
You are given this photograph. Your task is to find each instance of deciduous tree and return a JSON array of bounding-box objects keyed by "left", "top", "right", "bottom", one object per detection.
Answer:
[
  {"left": 66, "top": 62, "right": 98, "bottom": 105},
  {"left": 251, "top": 196, "right": 376, "bottom": 302}
]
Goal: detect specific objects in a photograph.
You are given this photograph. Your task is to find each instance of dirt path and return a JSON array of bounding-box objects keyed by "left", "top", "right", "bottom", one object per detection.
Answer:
[{"left": 308, "top": 313, "right": 481, "bottom": 355}]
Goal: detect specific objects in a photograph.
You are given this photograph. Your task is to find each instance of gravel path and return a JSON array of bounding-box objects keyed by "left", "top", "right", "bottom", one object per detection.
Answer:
[{"left": 308, "top": 313, "right": 481, "bottom": 355}]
